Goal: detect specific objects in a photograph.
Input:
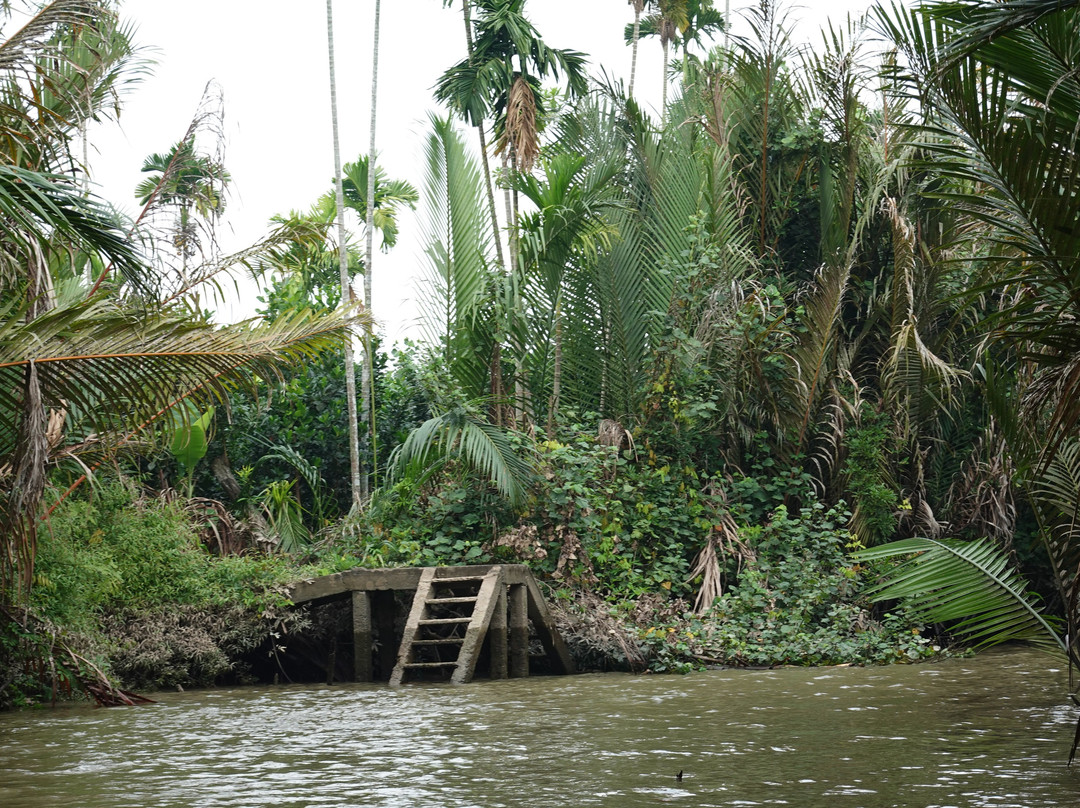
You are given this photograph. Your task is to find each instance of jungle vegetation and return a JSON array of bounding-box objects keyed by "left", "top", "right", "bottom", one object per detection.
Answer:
[{"left": 3, "top": 0, "right": 1080, "bottom": 721}]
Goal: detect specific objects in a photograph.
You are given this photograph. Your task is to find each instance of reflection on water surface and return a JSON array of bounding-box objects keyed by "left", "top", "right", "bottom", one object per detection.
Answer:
[{"left": 1, "top": 648, "right": 1078, "bottom": 807}]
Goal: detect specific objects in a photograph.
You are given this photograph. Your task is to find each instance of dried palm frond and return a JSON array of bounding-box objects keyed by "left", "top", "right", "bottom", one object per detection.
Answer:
[
  {"left": 947, "top": 422, "right": 1017, "bottom": 548},
  {"left": 496, "top": 76, "right": 539, "bottom": 173},
  {"left": 687, "top": 507, "right": 753, "bottom": 614}
]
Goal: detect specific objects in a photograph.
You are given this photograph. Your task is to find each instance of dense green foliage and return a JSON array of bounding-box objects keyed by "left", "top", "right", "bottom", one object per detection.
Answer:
[
  {"left": 8, "top": 0, "right": 1080, "bottom": 714},
  {"left": 3, "top": 481, "right": 300, "bottom": 705},
  {"left": 642, "top": 505, "right": 939, "bottom": 672}
]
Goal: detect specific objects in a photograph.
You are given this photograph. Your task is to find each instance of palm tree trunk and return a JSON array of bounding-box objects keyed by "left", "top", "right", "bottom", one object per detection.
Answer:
[
  {"left": 662, "top": 39, "right": 669, "bottom": 111},
  {"left": 629, "top": 4, "right": 642, "bottom": 97},
  {"left": 759, "top": 50, "right": 772, "bottom": 256},
  {"left": 502, "top": 148, "right": 527, "bottom": 427},
  {"left": 361, "top": 0, "right": 382, "bottom": 499},
  {"left": 461, "top": 0, "right": 506, "bottom": 273},
  {"left": 547, "top": 299, "right": 562, "bottom": 438},
  {"left": 326, "top": 0, "right": 362, "bottom": 508}
]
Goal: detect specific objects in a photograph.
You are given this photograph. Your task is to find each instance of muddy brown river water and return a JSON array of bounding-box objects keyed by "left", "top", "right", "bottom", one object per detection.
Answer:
[{"left": 1, "top": 648, "right": 1079, "bottom": 807}]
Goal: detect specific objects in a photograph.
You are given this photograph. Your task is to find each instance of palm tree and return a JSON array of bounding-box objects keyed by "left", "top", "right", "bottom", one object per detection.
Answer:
[
  {"left": 680, "top": 0, "right": 725, "bottom": 63},
  {"left": 338, "top": 157, "right": 419, "bottom": 253},
  {"left": 625, "top": 1, "right": 725, "bottom": 111},
  {"left": 627, "top": 1, "right": 651, "bottom": 98},
  {"left": 511, "top": 149, "right": 622, "bottom": 432},
  {"left": 416, "top": 115, "right": 495, "bottom": 401},
  {"left": 440, "top": 0, "right": 507, "bottom": 274},
  {"left": 324, "top": 0, "right": 362, "bottom": 508},
  {"left": 437, "top": 0, "right": 589, "bottom": 423},
  {"left": 436, "top": 0, "right": 589, "bottom": 188},
  {"left": 331, "top": 156, "right": 417, "bottom": 490},
  {"left": 362, "top": 0, "right": 382, "bottom": 499},
  {"left": 852, "top": 1, "right": 1080, "bottom": 736},
  {"left": 134, "top": 139, "right": 230, "bottom": 278},
  {"left": 656, "top": 0, "right": 688, "bottom": 110}
]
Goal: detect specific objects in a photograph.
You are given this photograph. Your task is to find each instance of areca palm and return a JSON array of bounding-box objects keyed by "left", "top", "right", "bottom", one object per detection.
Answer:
[
  {"left": 135, "top": 140, "right": 230, "bottom": 275},
  {"left": 328, "top": 155, "right": 417, "bottom": 492},
  {"left": 437, "top": 0, "right": 588, "bottom": 425},
  {"left": 626, "top": 1, "right": 653, "bottom": 97},
  {"left": 363, "top": 0, "right": 381, "bottom": 500},
  {"left": 435, "top": 0, "right": 588, "bottom": 178},
  {"left": 440, "top": 0, "right": 506, "bottom": 274},
  {"left": 337, "top": 157, "right": 418, "bottom": 253}
]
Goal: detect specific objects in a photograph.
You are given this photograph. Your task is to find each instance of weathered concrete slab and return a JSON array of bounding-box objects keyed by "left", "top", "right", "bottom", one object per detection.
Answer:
[
  {"left": 289, "top": 564, "right": 538, "bottom": 604},
  {"left": 451, "top": 567, "right": 504, "bottom": 684},
  {"left": 389, "top": 568, "right": 436, "bottom": 686}
]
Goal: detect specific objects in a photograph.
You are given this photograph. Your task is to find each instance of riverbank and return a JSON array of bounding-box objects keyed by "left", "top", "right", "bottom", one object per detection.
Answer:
[{"left": 1, "top": 479, "right": 943, "bottom": 708}]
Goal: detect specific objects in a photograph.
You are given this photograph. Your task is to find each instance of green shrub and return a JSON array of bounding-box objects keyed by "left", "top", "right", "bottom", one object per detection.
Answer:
[
  {"left": 639, "top": 503, "right": 938, "bottom": 671},
  {"left": 34, "top": 481, "right": 295, "bottom": 626}
]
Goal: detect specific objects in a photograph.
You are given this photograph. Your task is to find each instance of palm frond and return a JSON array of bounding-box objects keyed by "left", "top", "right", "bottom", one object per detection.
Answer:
[
  {"left": 390, "top": 404, "right": 535, "bottom": 507},
  {"left": 260, "top": 443, "right": 331, "bottom": 526},
  {"left": 0, "top": 299, "right": 350, "bottom": 461},
  {"left": 416, "top": 114, "right": 495, "bottom": 401},
  {"left": 0, "top": 1, "right": 138, "bottom": 166},
  {"left": 790, "top": 262, "right": 851, "bottom": 449},
  {"left": 0, "top": 164, "right": 139, "bottom": 286},
  {"left": 854, "top": 536, "right": 1066, "bottom": 654}
]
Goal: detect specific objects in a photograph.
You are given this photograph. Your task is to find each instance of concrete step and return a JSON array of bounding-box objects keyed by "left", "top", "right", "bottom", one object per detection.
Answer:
[
  {"left": 426, "top": 596, "right": 478, "bottom": 605},
  {"left": 419, "top": 617, "right": 472, "bottom": 625},
  {"left": 413, "top": 638, "right": 465, "bottom": 646},
  {"left": 404, "top": 661, "right": 459, "bottom": 669}
]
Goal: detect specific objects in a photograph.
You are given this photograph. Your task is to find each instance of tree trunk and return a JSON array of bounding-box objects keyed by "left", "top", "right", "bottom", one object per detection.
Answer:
[
  {"left": 502, "top": 148, "right": 527, "bottom": 428},
  {"left": 547, "top": 300, "right": 562, "bottom": 438},
  {"left": 629, "top": 5, "right": 642, "bottom": 97},
  {"left": 326, "top": 0, "right": 362, "bottom": 509},
  {"left": 462, "top": 0, "right": 506, "bottom": 274},
  {"left": 361, "top": 0, "right": 382, "bottom": 499},
  {"left": 662, "top": 39, "right": 669, "bottom": 111}
]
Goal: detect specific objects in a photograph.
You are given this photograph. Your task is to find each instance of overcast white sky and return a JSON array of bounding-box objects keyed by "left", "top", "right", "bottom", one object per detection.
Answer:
[{"left": 87, "top": 0, "right": 882, "bottom": 345}]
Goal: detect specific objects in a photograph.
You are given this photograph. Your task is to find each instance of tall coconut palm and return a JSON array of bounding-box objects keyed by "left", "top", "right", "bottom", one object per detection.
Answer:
[
  {"left": 324, "top": 0, "right": 362, "bottom": 508},
  {"left": 627, "top": 1, "right": 651, "bottom": 98},
  {"left": 361, "top": 0, "right": 382, "bottom": 499}
]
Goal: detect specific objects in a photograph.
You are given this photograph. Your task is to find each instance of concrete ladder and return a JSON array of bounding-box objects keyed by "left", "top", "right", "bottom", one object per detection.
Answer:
[{"left": 389, "top": 566, "right": 506, "bottom": 686}]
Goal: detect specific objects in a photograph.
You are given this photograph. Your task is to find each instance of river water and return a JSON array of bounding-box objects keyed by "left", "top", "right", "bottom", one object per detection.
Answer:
[{"left": 1, "top": 648, "right": 1078, "bottom": 807}]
